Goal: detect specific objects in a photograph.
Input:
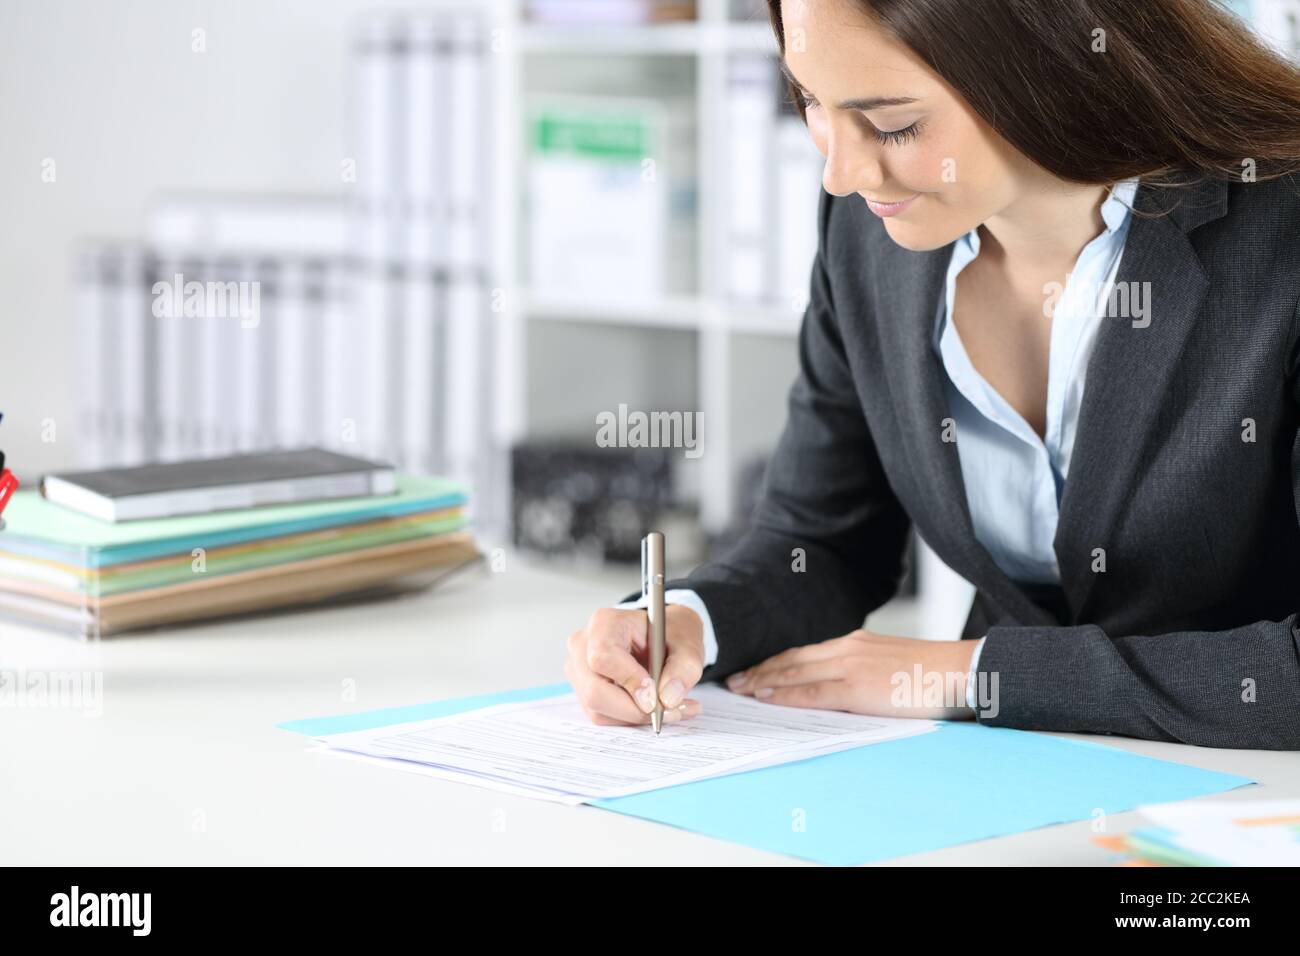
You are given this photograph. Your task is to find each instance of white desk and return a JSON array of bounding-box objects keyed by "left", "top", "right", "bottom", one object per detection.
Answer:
[{"left": 2, "top": 557, "right": 1295, "bottom": 865}]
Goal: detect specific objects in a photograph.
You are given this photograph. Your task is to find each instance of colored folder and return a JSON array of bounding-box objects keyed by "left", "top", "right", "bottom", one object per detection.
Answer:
[
  {"left": 281, "top": 683, "right": 1254, "bottom": 866},
  {"left": 0, "top": 507, "right": 465, "bottom": 596},
  {"left": 0, "top": 474, "right": 475, "bottom": 636},
  {"left": 0, "top": 474, "right": 467, "bottom": 567}
]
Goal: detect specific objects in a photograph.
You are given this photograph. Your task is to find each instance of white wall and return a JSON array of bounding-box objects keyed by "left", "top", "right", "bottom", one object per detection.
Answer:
[{"left": 0, "top": 0, "right": 399, "bottom": 481}]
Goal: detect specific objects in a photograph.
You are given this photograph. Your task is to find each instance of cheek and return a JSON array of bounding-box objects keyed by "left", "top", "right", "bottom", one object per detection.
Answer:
[
  {"left": 896, "top": 117, "right": 976, "bottom": 192},
  {"left": 928, "top": 120, "right": 1005, "bottom": 194},
  {"left": 888, "top": 141, "right": 952, "bottom": 193}
]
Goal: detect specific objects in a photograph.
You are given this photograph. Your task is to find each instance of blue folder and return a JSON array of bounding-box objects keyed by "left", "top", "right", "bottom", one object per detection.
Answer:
[{"left": 280, "top": 683, "right": 1254, "bottom": 866}]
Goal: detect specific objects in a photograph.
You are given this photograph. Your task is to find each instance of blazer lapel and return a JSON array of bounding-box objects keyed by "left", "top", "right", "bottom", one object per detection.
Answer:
[
  {"left": 877, "top": 241, "right": 1057, "bottom": 625},
  {"left": 1054, "top": 176, "right": 1229, "bottom": 617}
]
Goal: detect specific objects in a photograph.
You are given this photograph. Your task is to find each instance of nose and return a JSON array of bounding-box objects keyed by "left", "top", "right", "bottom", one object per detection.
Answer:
[{"left": 820, "top": 116, "right": 885, "bottom": 198}]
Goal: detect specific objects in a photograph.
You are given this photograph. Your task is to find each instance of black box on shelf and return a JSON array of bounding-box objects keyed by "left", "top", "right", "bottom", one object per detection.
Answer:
[{"left": 511, "top": 443, "right": 675, "bottom": 564}]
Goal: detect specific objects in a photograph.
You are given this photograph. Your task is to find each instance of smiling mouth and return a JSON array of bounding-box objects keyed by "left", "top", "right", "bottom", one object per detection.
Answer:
[{"left": 863, "top": 193, "right": 920, "bottom": 217}]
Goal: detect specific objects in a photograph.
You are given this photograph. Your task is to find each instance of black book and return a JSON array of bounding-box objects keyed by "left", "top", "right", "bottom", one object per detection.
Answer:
[{"left": 41, "top": 449, "right": 396, "bottom": 523}]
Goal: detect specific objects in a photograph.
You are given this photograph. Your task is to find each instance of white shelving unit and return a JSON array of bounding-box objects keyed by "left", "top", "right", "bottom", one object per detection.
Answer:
[
  {"left": 486, "top": 0, "right": 798, "bottom": 537},
  {"left": 481, "top": 1, "right": 968, "bottom": 639}
]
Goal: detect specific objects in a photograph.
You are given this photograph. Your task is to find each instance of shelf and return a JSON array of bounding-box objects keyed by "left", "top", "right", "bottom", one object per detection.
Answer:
[
  {"left": 495, "top": 2, "right": 801, "bottom": 535},
  {"left": 518, "top": 21, "right": 776, "bottom": 56},
  {"left": 524, "top": 291, "right": 705, "bottom": 329},
  {"left": 522, "top": 290, "right": 801, "bottom": 335},
  {"left": 725, "top": 302, "right": 804, "bottom": 336}
]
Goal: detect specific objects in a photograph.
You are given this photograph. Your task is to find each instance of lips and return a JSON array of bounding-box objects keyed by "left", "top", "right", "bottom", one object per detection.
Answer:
[{"left": 864, "top": 194, "right": 919, "bottom": 217}]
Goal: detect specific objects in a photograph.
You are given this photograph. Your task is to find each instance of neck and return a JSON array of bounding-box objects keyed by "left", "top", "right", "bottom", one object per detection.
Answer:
[{"left": 976, "top": 175, "right": 1112, "bottom": 275}]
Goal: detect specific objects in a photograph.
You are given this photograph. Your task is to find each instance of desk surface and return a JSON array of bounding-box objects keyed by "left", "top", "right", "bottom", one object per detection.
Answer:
[{"left": 2, "top": 557, "right": 1294, "bottom": 866}]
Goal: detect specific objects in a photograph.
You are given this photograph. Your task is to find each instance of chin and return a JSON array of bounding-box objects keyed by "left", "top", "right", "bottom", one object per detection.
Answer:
[{"left": 880, "top": 220, "right": 955, "bottom": 252}]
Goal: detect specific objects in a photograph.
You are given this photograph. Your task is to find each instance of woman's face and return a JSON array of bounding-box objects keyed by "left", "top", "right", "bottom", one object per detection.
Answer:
[{"left": 781, "top": 0, "right": 1034, "bottom": 252}]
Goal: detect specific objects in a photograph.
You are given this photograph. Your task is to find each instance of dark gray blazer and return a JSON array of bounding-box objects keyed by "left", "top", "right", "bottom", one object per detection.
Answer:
[{"left": 675, "top": 172, "right": 1300, "bottom": 750}]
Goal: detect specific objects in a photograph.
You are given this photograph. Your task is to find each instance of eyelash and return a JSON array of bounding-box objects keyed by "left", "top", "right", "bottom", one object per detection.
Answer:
[{"left": 798, "top": 94, "right": 922, "bottom": 146}]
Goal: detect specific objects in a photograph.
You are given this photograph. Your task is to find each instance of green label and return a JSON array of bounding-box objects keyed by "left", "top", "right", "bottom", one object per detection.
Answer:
[{"left": 532, "top": 112, "right": 651, "bottom": 160}]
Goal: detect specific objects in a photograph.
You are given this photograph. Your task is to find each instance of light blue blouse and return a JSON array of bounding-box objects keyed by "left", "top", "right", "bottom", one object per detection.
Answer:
[
  {"left": 937, "top": 177, "right": 1139, "bottom": 584},
  {"left": 945, "top": 177, "right": 1138, "bottom": 703},
  {"left": 629, "top": 178, "right": 1141, "bottom": 687}
]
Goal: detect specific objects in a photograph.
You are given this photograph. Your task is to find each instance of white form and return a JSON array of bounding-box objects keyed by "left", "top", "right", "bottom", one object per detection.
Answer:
[{"left": 313, "top": 684, "right": 937, "bottom": 803}]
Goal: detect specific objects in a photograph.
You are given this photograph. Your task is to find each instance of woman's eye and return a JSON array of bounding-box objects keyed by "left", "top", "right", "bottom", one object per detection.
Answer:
[
  {"left": 798, "top": 92, "right": 820, "bottom": 111},
  {"left": 872, "top": 122, "right": 922, "bottom": 146}
]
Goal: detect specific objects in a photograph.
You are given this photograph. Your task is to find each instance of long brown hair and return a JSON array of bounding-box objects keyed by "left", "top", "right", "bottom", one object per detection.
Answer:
[{"left": 766, "top": 0, "right": 1300, "bottom": 190}]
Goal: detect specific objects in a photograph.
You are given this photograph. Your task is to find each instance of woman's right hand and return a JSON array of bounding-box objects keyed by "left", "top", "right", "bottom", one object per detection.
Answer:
[{"left": 564, "top": 604, "right": 706, "bottom": 726}]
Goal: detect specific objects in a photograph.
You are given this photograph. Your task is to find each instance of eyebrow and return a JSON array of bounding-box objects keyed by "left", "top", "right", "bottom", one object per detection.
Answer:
[{"left": 778, "top": 57, "right": 919, "bottom": 110}]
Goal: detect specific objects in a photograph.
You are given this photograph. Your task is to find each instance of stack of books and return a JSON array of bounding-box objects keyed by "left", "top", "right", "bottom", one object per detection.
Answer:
[
  {"left": 1094, "top": 800, "right": 1300, "bottom": 866},
  {"left": 0, "top": 452, "right": 478, "bottom": 638}
]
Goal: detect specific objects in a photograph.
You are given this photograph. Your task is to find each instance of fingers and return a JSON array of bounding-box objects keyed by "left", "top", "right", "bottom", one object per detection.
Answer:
[
  {"left": 758, "top": 637, "right": 852, "bottom": 669},
  {"left": 732, "top": 657, "right": 847, "bottom": 698},
  {"left": 725, "top": 638, "right": 850, "bottom": 694},
  {"left": 761, "top": 680, "right": 853, "bottom": 711},
  {"left": 658, "top": 627, "right": 705, "bottom": 710},
  {"left": 577, "top": 665, "right": 702, "bottom": 725},
  {"left": 596, "top": 697, "right": 702, "bottom": 726},
  {"left": 567, "top": 655, "right": 702, "bottom": 725},
  {"left": 567, "top": 617, "right": 705, "bottom": 726},
  {"left": 565, "top": 652, "right": 646, "bottom": 723},
  {"left": 580, "top": 609, "right": 655, "bottom": 710}
]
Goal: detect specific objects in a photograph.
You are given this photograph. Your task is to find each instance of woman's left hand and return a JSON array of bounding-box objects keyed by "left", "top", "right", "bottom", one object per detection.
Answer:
[{"left": 725, "top": 629, "right": 979, "bottom": 721}]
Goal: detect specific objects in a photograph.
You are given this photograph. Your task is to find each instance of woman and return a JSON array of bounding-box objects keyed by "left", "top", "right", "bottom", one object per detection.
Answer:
[{"left": 563, "top": 0, "right": 1300, "bottom": 749}]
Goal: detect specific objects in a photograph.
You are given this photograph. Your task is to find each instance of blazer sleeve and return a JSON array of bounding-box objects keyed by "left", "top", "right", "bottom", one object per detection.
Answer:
[
  {"left": 973, "top": 298, "right": 1300, "bottom": 751},
  {"left": 671, "top": 190, "right": 912, "bottom": 681}
]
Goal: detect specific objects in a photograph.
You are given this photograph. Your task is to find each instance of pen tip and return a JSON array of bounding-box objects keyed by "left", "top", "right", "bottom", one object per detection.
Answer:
[{"left": 652, "top": 712, "right": 662, "bottom": 734}]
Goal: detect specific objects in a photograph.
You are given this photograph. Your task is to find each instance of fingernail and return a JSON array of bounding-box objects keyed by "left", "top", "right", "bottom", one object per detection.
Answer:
[
  {"left": 727, "top": 672, "right": 747, "bottom": 690},
  {"left": 666, "top": 701, "right": 698, "bottom": 722},
  {"left": 661, "top": 678, "right": 685, "bottom": 709},
  {"left": 755, "top": 687, "right": 773, "bottom": 700},
  {"left": 635, "top": 686, "right": 655, "bottom": 713}
]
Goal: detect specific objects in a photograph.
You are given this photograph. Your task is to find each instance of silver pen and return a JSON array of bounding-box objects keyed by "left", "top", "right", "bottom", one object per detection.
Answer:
[{"left": 643, "top": 531, "right": 667, "bottom": 734}]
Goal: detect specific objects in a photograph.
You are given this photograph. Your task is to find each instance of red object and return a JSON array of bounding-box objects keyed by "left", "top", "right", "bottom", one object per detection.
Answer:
[{"left": 0, "top": 468, "right": 18, "bottom": 516}]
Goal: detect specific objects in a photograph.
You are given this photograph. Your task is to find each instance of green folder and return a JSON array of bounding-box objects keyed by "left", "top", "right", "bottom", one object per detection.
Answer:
[{"left": 0, "top": 474, "right": 468, "bottom": 568}]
